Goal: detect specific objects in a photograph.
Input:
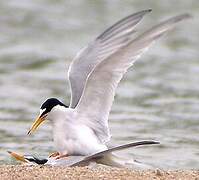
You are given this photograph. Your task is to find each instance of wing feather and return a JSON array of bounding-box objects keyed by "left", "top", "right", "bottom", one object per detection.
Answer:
[
  {"left": 75, "top": 14, "right": 191, "bottom": 143},
  {"left": 71, "top": 140, "right": 159, "bottom": 166},
  {"left": 68, "top": 9, "right": 152, "bottom": 108}
]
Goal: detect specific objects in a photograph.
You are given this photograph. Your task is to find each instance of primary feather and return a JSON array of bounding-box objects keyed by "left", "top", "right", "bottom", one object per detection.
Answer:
[
  {"left": 68, "top": 9, "right": 152, "bottom": 108},
  {"left": 75, "top": 14, "right": 191, "bottom": 143}
]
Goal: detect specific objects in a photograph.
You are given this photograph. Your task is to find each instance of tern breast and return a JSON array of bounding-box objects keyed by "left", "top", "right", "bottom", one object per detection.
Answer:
[{"left": 49, "top": 106, "right": 107, "bottom": 155}]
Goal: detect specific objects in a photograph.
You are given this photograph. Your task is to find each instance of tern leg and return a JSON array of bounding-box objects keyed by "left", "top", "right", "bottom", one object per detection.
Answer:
[
  {"left": 49, "top": 151, "right": 60, "bottom": 158},
  {"left": 55, "top": 154, "right": 68, "bottom": 160}
]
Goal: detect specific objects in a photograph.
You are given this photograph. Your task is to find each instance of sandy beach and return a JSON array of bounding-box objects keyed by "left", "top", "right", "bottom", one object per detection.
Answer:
[{"left": 0, "top": 165, "right": 198, "bottom": 180}]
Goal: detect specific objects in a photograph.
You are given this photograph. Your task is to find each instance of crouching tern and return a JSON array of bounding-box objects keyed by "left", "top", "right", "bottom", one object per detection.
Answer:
[
  {"left": 27, "top": 9, "right": 191, "bottom": 159},
  {"left": 8, "top": 140, "right": 159, "bottom": 169}
]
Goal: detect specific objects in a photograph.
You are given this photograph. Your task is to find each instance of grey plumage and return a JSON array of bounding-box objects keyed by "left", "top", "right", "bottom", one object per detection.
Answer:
[
  {"left": 27, "top": 10, "right": 191, "bottom": 163},
  {"left": 68, "top": 9, "right": 152, "bottom": 108},
  {"left": 74, "top": 13, "right": 191, "bottom": 144},
  {"left": 9, "top": 140, "right": 159, "bottom": 169}
]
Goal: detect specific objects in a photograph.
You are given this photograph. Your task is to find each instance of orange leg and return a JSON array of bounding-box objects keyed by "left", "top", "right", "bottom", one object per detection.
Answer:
[
  {"left": 49, "top": 151, "right": 60, "bottom": 158},
  {"left": 55, "top": 154, "right": 68, "bottom": 160}
]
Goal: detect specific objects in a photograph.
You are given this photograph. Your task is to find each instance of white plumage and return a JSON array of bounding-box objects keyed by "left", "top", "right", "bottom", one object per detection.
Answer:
[{"left": 28, "top": 10, "right": 191, "bottom": 158}]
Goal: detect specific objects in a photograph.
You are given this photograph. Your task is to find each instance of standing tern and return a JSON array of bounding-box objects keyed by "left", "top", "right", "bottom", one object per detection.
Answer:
[
  {"left": 8, "top": 140, "right": 159, "bottom": 169},
  {"left": 27, "top": 9, "right": 191, "bottom": 159}
]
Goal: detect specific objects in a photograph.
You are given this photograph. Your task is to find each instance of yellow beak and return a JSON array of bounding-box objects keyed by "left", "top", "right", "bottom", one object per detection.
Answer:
[
  {"left": 8, "top": 151, "right": 28, "bottom": 163},
  {"left": 27, "top": 115, "right": 46, "bottom": 135}
]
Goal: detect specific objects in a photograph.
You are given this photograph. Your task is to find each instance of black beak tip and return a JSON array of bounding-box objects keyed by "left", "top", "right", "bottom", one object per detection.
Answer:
[
  {"left": 7, "top": 151, "right": 12, "bottom": 154},
  {"left": 27, "top": 130, "right": 31, "bottom": 135}
]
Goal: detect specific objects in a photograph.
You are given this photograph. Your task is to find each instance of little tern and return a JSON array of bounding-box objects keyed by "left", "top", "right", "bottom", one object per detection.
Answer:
[
  {"left": 8, "top": 140, "right": 159, "bottom": 169},
  {"left": 27, "top": 10, "right": 191, "bottom": 159}
]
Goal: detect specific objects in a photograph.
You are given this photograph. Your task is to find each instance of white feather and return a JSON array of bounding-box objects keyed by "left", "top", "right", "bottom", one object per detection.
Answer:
[
  {"left": 49, "top": 105, "right": 107, "bottom": 155},
  {"left": 47, "top": 13, "right": 190, "bottom": 155},
  {"left": 74, "top": 14, "right": 191, "bottom": 143},
  {"left": 68, "top": 10, "right": 152, "bottom": 108}
]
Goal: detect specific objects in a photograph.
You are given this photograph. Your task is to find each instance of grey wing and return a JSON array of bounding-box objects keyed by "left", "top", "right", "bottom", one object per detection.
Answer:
[
  {"left": 68, "top": 9, "right": 152, "bottom": 108},
  {"left": 71, "top": 140, "right": 159, "bottom": 166},
  {"left": 75, "top": 14, "right": 191, "bottom": 143}
]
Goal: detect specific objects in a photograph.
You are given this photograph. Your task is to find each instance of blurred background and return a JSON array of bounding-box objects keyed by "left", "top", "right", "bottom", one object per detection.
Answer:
[{"left": 0, "top": 0, "right": 198, "bottom": 169}]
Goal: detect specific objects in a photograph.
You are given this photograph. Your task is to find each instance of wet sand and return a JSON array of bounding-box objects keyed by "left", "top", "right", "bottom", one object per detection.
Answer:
[{"left": 0, "top": 165, "right": 198, "bottom": 180}]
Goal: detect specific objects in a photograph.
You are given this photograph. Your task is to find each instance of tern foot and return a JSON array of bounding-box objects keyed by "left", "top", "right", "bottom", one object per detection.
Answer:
[
  {"left": 55, "top": 154, "right": 68, "bottom": 160},
  {"left": 49, "top": 151, "right": 60, "bottom": 158}
]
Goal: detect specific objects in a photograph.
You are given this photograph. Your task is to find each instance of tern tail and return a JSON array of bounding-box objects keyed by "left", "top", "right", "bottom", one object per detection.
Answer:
[
  {"left": 97, "top": 153, "right": 153, "bottom": 169},
  {"left": 94, "top": 140, "right": 159, "bottom": 169}
]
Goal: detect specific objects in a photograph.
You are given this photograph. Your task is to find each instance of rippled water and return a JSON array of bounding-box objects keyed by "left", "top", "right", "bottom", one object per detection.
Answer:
[{"left": 0, "top": 1, "right": 198, "bottom": 169}]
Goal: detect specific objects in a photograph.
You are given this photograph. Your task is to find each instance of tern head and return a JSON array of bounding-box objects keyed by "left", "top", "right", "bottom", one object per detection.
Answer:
[{"left": 27, "top": 98, "right": 68, "bottom": 135}]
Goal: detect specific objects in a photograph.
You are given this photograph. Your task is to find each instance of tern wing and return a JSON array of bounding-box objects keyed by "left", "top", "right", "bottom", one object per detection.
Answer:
[
  {"left": 75, "top": 14, "right": 191, "bottom": 143},
  {"left": 71, "top": 140, "right": 159, "bottom": 167},
  {"left": 68, "top": 9, "right": 152, "bottom": 108}
]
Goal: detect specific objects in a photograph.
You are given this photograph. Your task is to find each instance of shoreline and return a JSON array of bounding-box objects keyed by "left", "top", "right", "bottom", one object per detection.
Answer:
[{"left": 0, "top": 165, "right": 198, "bottom": 180}]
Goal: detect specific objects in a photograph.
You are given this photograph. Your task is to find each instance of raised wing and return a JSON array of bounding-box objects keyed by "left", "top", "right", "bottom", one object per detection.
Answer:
[
  {"left": 75, "top": 14, "right": 191, "bottom": 143},
  {"left": 68, "top": 9, "right": 152, "bottom": 108}
]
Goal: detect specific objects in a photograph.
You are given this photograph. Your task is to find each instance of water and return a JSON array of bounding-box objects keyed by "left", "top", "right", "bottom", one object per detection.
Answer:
[{"left": 0, "top": 0, "right": 198, "bottom": 169}]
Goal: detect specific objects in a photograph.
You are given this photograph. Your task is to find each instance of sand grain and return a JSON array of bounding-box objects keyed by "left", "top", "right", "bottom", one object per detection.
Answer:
[{"left": 0, "top": 165, "right": 198, "bottom": 180}]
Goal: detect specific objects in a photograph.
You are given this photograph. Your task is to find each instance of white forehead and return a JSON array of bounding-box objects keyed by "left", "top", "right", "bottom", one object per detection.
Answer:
[{"left": 40, "top": 108, "right": 46, "bottom": 114}]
